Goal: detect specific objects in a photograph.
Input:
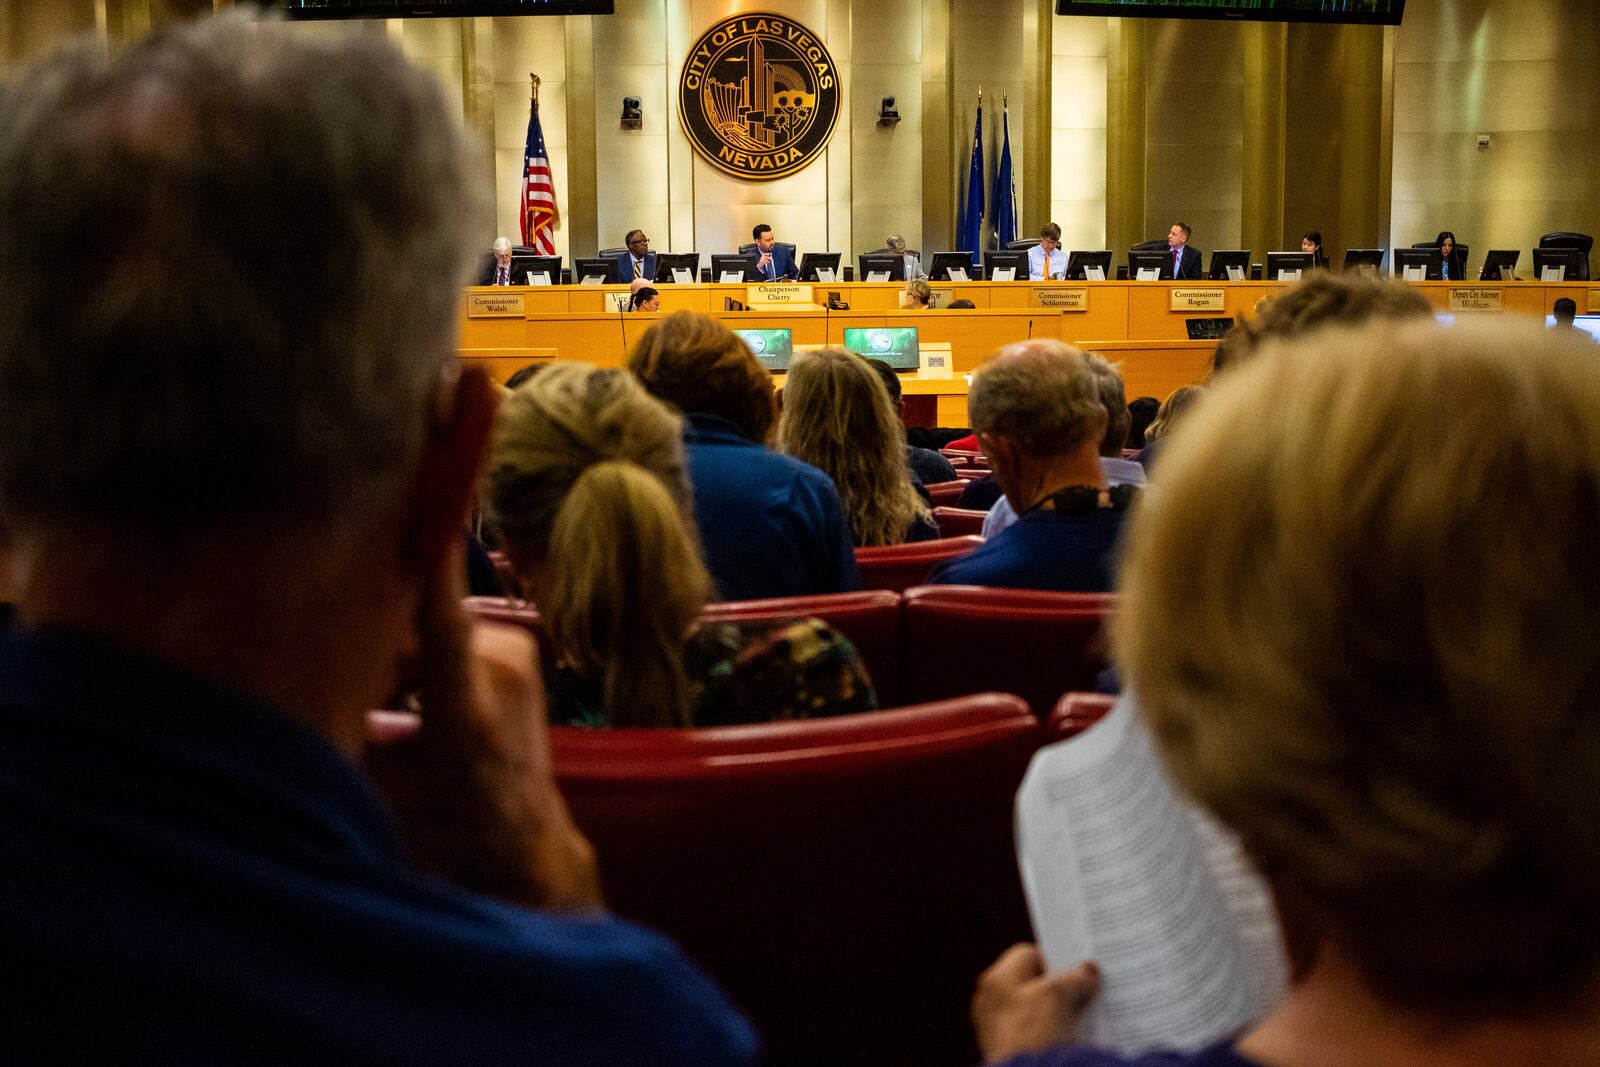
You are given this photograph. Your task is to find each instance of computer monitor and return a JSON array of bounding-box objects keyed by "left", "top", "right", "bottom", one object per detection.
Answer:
[
  {"left": 1266, "top": 252, "right": 1315, "bottom": 280},
  {"left": 927, "top": 252, "right": 977, "bottom": 281},
  {"left": 842, "top": 327, "right": 920, "bottom": 371},
  {"left": 1532, "top": 247, "right": 1585, "bottom": 282},
  {"left": 510, "top": 255, "right": 561, "bottom": 285},
  {"left": 1478, "top": 249, "right": 1520, "bottom": 281},
  {"left": 1185, "top": 317, "right": 1235, "bottom": 340},
  {"left": 572, "top": 257, "right": 619, "bottom": 284},
  {"left": 1207, "top": 250, "right": 1252, "bottom": 280},
  {"left": 1128, "top": 251, "right": 1168, "bottom": 279},
  {"left": 1065, "top": 250, "right": 1114, "bottom": 280},
  {"left": 1342, "top": 248, "right": 1385, "bottom": 273},
  {"left": 653, "top": 253, "right": 701, "bottom": 282},
  {"left": 711, "top": 254, "right": 758, "bottom": 282},
  {"left": 1545, "top": 314, "right": 1600, "bottom": 343},
  {"left": 857, "top": 253, "right": 904, "bottom": 282},
  {"left": 798, "top": 253, "right": 842, "bottom": 281},
  {"left": 983, "top": 251, "right": 1028, "bottom": 280},
  {"left": 1393, "top": 247, "right": 1443, "bottom": 280},
  {"left": 733, "top": 328, "right": 795, "bottom": 372}
]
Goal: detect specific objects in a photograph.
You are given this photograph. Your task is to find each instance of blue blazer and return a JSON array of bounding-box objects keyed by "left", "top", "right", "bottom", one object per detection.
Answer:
[
  {"left": 614, "top": 250, "right": 658, "bottom": 283},
  {"left": 745, "top": 245, "right": 797, "bottom": 282}
]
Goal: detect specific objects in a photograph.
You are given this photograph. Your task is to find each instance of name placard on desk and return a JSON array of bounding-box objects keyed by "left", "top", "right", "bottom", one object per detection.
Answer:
[
  {"left": 467, "top": 292, "right": 526, "bottom": 318},
  {"left": 747, "top": 283, "right": 813, "bottom": 306},
  {"left": 1448, "top": 288, "right": 1504, "bottom": 312},
  {"left": 1031, "top": 287, "right": 1089, "bottom": 311},
  {"left": 1170, "top": 288, "right": 1226, "bottom": 312}
]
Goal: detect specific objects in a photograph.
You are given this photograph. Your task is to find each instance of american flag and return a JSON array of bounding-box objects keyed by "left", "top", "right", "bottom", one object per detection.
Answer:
[{"left": 520, "top": 89, "right": 557, "bottom": 255}]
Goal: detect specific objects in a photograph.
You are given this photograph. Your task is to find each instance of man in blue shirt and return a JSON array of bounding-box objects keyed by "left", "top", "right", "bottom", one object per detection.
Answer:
[
  {"left": 928, "top": 341, "right": 1135, "bottom": 591},
  {"left": 0, "top": 18, "right": 756, "bottom": 1064}
]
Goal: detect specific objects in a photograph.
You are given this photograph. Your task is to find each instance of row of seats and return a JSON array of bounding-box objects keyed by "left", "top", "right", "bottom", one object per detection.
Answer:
[
  {"left": 549, "top": 690, "right": 1116, "bottom": 1067},
  {"left": 468, "top": 584, "right": 1114, "bottom": 714}
]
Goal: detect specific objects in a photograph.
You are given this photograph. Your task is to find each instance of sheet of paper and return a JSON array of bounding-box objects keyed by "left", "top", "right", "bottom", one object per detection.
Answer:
[
  {"left": 1015, "top": 697, "right": 1287, "bottom": 1053},
  {"left": 1086, "top": 266, "right": 1107, "bottom": 282},
  {"left": 579, "top": 274, "right": 605, "bottom": 285},
  {"left": 527, "top": 271, "right": 552, "bottom": 286},
  {"left": 672, "top": 267, "right": 695, "bottom": 284},
  {"left": 1136, "top": 268, "right": 1160, "bottom": 281},
  {"left": 949, "top": 267, "right": 970, "bottom": 283},
  {"left": 816, "top": 267, "right": 837, "bottom": 283},
  {"left": 720, "top": 271, "right": 746, "bottom": 284},
  {"left": 991, "top": 267, "right": 1017, "bottom": 282}
]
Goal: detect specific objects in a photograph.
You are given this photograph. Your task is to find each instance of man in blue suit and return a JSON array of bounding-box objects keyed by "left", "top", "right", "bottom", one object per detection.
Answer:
[
  {"left": 614, "top": 229, "right": 658, "bottom": 284},
  {"left": 747, "top": 223, "right": 796, "bottom": 282},
  {"left": 1164, "top": 222, "right": 1203, "bottom": 280}
]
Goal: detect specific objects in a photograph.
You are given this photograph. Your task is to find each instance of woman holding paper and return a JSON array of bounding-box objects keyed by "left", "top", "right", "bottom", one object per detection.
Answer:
[{"left": 973, "top": 317, "right": 1600, "bottom": 1066}]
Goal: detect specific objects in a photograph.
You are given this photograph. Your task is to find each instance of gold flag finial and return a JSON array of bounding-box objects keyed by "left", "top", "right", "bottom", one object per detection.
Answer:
[{"left": 530, "top": 73, "right": 541, "bottom": 104}]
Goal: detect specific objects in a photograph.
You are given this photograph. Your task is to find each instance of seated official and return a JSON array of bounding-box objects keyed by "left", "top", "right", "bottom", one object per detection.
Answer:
[
  {"left": 778, "top": 349, "right": 938, "bottom": 547},
  {"left": 900, "top": 278, "right": 933, "bottom": 309},
  {"left": 1301, "top": 230, "right": 1329, "bottom": 270},
  {"left": 860, "top": 357, "right": 959, "bottom": 488},
  {"left": 886, "top": 233, "right": 926, "bottom": 280},
  {"left": 0, "top": 18, "right": 754, "bottom": 1064},
  {"left": 1027, "top": 223, "right": 1066, "bottom": 281},
  {"left": 1164, "top": 221, "right": 1203, "bottom": 280},
  {"left": 928, "top": 341, "right": 1135, "bottom": 592},
  {"left": 1434, "top": 230, "right": 1466, "bottom": 281},
  {"left": 615, "top": 228, "right": 657, "bottom": 283},
  {"left": 746, "top": 223, "right": 796, "bottom": 281},
  {"left": 981, "top": 354, "right": 1145, "bottom": 539},
  {"left": 629, "top": 285, "right": 661, "bottom": 312},
  {"left": 629, "top": 311, "right": 857, "bottom": 600},
  {"left": 975, "top": 318, "right": 1600, "bottom": 1067},
  {"left": 486, "top": 363, "right": 875, "bottom": 728},
  {"left": 479, "top": 235, "right": 516, "bottom": 285}
]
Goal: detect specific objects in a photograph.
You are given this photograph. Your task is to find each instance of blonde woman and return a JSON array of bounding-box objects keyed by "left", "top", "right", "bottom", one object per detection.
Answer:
[
  {"left": 900, "top": 278, "right": 932, "bottom": 309},
  {"left": 973, "top": 319, "right": 1600, "bottom": 1065},
  {"left": 486, "top": 362, "right": 876, "bottom": 728},
  {"left": 778, "top": 348, "right": 936, "bottom": 547}
]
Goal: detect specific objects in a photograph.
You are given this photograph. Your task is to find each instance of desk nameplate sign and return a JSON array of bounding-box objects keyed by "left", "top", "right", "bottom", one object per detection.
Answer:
[
  {"left": 1170, "top": 288, "right": 1226, "bottom": 312},
  {"left": 918, "top": 342, "right": 954, "bottom": 380},
  {"left": 746, "top": 283, "right": 814, "bottom": 306},
  {"left": 1031, "top": 287, "right": 1089, "bottom": 311},
  {"left": 1448, "top": 288, "right": 1504, "bottom": 312},
  {"left": 467, "top": 292, "right": 526, "bottom": 317}
]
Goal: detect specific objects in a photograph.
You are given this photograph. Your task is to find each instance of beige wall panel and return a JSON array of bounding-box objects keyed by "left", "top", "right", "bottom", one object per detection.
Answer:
[
  {"left": 1395, "top": 0, "right": 1583, "bottom": 63},
  {"left": 851, "top": 60, "right": 922, "bottom": 251},
  {"left": 1143, "top": 20, "right": 1244, "bottom": 250},
  {"left": 490, "top": 17, "right": 570, "bottom": 253},
  {"left": 1050, "top": 126, "right": 1107, "bottom": 250},
  {"left": 1051, "top": 55, "right": 1107, "bottom": 130},
  {"left": 920, "top": 0, "right": 952, "bottom": 253},
  {"left": 826, "top": 0, "right": 852, "bottom": 255},
  {"left": 397, "top": 16, "right": 461, "bottom": 61},
  {"left": 598, "top": 0, "right": 669, "bottom": 58},
  {"left": 9, "top": 1, "right": 97, "bottom": 62},
  {"left": 1053, "top": 13, "right": 1106, "bottom": 57},
  {"left": 664, "top": 0, "right": 699, "bottom": 253},
  {"left": 952, "top": 0, "right": 1025, "bottom": 215}
]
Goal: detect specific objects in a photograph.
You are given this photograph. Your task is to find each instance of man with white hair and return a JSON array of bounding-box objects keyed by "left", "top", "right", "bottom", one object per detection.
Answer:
[
  {"left": 0, "top": 16, "right": 755, "bottom": 1063},
  {"left": 479, "top": 235, "right": 516, "bottom": 285}
]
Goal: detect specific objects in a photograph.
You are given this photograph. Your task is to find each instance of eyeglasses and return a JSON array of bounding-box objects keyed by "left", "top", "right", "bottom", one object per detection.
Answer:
[{"left": 628, "top": 236, "right": 650, "bottom": 246}]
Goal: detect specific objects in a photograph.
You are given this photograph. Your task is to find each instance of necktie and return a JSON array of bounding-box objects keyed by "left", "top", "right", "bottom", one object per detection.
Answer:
[
  {"left": 766, "top": 255, "right": 776, "bottom": 281},
  {"left": 633, "top": 258, "right": 642, "bottom": 279},
  {"left": 497, "top": 266, "right": 508, "bottom": 286},
  {"left": 1173, "top": 249, "right": 1181, "bottom": 276}
]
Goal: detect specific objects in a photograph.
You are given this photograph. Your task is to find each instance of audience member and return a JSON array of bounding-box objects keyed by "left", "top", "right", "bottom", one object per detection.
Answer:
[
  {"left": 502, "top": 361, "right": 546, "bottom": 392},
  {"left": 973, "top": 317, "right": 1600, "bottom": 1067},
  {"left": 1125, "top": 396, "right": 1159, "bottom": 450},
  {"left": 1134, "top": 384, "right": 1207, "bottom": 475},
  {"left": 861, "top": 358, "right": 960, "bottom": 487},
  {"left": 927, "top": 341, "right": 1134, "bottom": 591},
  {"left": 980, "top": 353, "right": 1145, "bottom": 539},
  {"left": 629, "top": 311, "right": 857, "bottom": 600},
  {"left": 0, "top": 17, "right": 754, "bottom": 1063},
  {"left": 779, "top": 349, "right": 936, "bottom": 546},
  {"left": 486, "top": 363, "right": 876, "bottom": 727}
]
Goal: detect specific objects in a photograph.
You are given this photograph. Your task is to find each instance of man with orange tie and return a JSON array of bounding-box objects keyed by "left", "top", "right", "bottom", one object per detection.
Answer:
[{"left": 614, "top": 230, "right": 658, "bottom": 284}]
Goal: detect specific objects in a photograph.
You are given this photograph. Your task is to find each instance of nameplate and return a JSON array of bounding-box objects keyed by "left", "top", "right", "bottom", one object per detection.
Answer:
[
  {"left": 918, "top": 343, "right": 954, "bottom": 380},
  {"left": 747, "top": 283, "right": 813, "bottom": 305},
  {"left": 1170, "top": 287, "right": 1226, "bottom": 312},
  {"left": 1589, "top": 291, "right": 1600, "bottom": 314},
  {"left": 1448, "top": 288, "right": 1504, "bottom": 313},
  {"left": 605, "top": 292, "right": 632, "bottom": 312},
  {"left": 1031, "top": 287, "right": 1089, "bottom": 311},
  {"left": 467, "top": 292, "right": 526, "bottom": 317}
]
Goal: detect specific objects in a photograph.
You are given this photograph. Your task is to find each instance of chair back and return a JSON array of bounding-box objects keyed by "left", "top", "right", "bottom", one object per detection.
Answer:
[
  {"left": 702, "top": 589, "right": 905, "bottom": 707},
  {"left": 932, "top": 506, "right": 987, "bottom": 538},
  {"left": 1539, "top": 231, "right": 1594, "bottom": 280},
  {"left": 940, "top": 448, "right": 985, "bottom": 466},
  {"left": 1048, "top": 691, "right": 1117, "bottom": 740},
  {"left": 598, "top": 246, "right": 627, "bottom": 257},
  {"left": 551, "top": 693, "right": 1043, "bottom": 1067},
  {"left": 1132, "top": 238, "right": 1169, "bottom": 253},
  {"left": 854, "top": 535, "right": 982, "bottom": 591},
  {"left": 924, "top": 478, "right": 969, "bottom": 506},
  {"left": 1006, "top": 238, "right": 1042, "bottom": 251},
  {"left": 900, "top": 585, "right": 1116, "bottom": 715}
]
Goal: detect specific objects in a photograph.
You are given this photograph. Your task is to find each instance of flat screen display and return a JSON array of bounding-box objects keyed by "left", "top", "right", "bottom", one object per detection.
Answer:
[
  {"left": 734, "top": 329, "right": 795, "bottom": 372},
  {"left": 1054, "top": 0, "right": 1404, "bottom": 25},
  {"left": 275, "top": 0, "right": 613, "bottom": 19},
  {"left": 843, "top": 327, "right": 920, "bottom": 371}
]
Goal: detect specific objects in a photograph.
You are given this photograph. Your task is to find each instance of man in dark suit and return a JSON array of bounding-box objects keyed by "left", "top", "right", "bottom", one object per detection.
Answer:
[
  {"left": 614, "top": 229, "right": 657, "bottom": 284},
  {"left": 477, "top": 236, "right": 515, "bottom": 285},
  {"left": 747, "top": 223, "right": 796, "bottom": 282},
  {"left": 1164, "top": 222, "right": 1203, "bottom": 280}
]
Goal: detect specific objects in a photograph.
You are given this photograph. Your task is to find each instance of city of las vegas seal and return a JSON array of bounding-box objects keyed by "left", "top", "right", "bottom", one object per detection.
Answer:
[{"left": 678, "top": 12, "right": 841, "bottom": 182}]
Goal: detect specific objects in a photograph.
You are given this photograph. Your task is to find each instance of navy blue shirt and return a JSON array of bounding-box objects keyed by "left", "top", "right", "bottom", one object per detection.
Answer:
[
  {"left": 997, "top": 1040, "right": 1258, "bottom": 1067},
  {"left": 907, "top": 445, "right": 958, "bottom": 488},
  {"left": 0, "top": 629, "right": 758, "bottom": 1065},
  {"left": 926, "top": 505, "right": 1128, "bottom": 591},
  {"left": 683, "top": 413, "right": 859, "bottom": 601}
]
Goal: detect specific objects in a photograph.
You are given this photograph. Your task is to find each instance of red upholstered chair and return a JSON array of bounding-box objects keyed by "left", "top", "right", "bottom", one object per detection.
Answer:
[
  {"left": 924, "top": 478, "right": 969, "bottom": 506},
  {"left": 701, "top": 589, "right": 905, "bottom": 707},
  {"left": 551, "top": 693, "right": 1043, "bottom": 1067},
  {"left": 940, "top": 447, "right": 984, "bottom": 465},
  {"left": 854, "top": 535, "right": 982, "bottom": 592},
  {"left": 465, "top": 596, "right": 542, "bottom": 637},
  {"left": 1048, "top": 691, "right": 1117, "bottom": 739},
  {"left": 900, "top": 585, "right": 1117, "bottom": 716},
  {"left": 932, "top": 506, "right": 988, "bottom": 538}
]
